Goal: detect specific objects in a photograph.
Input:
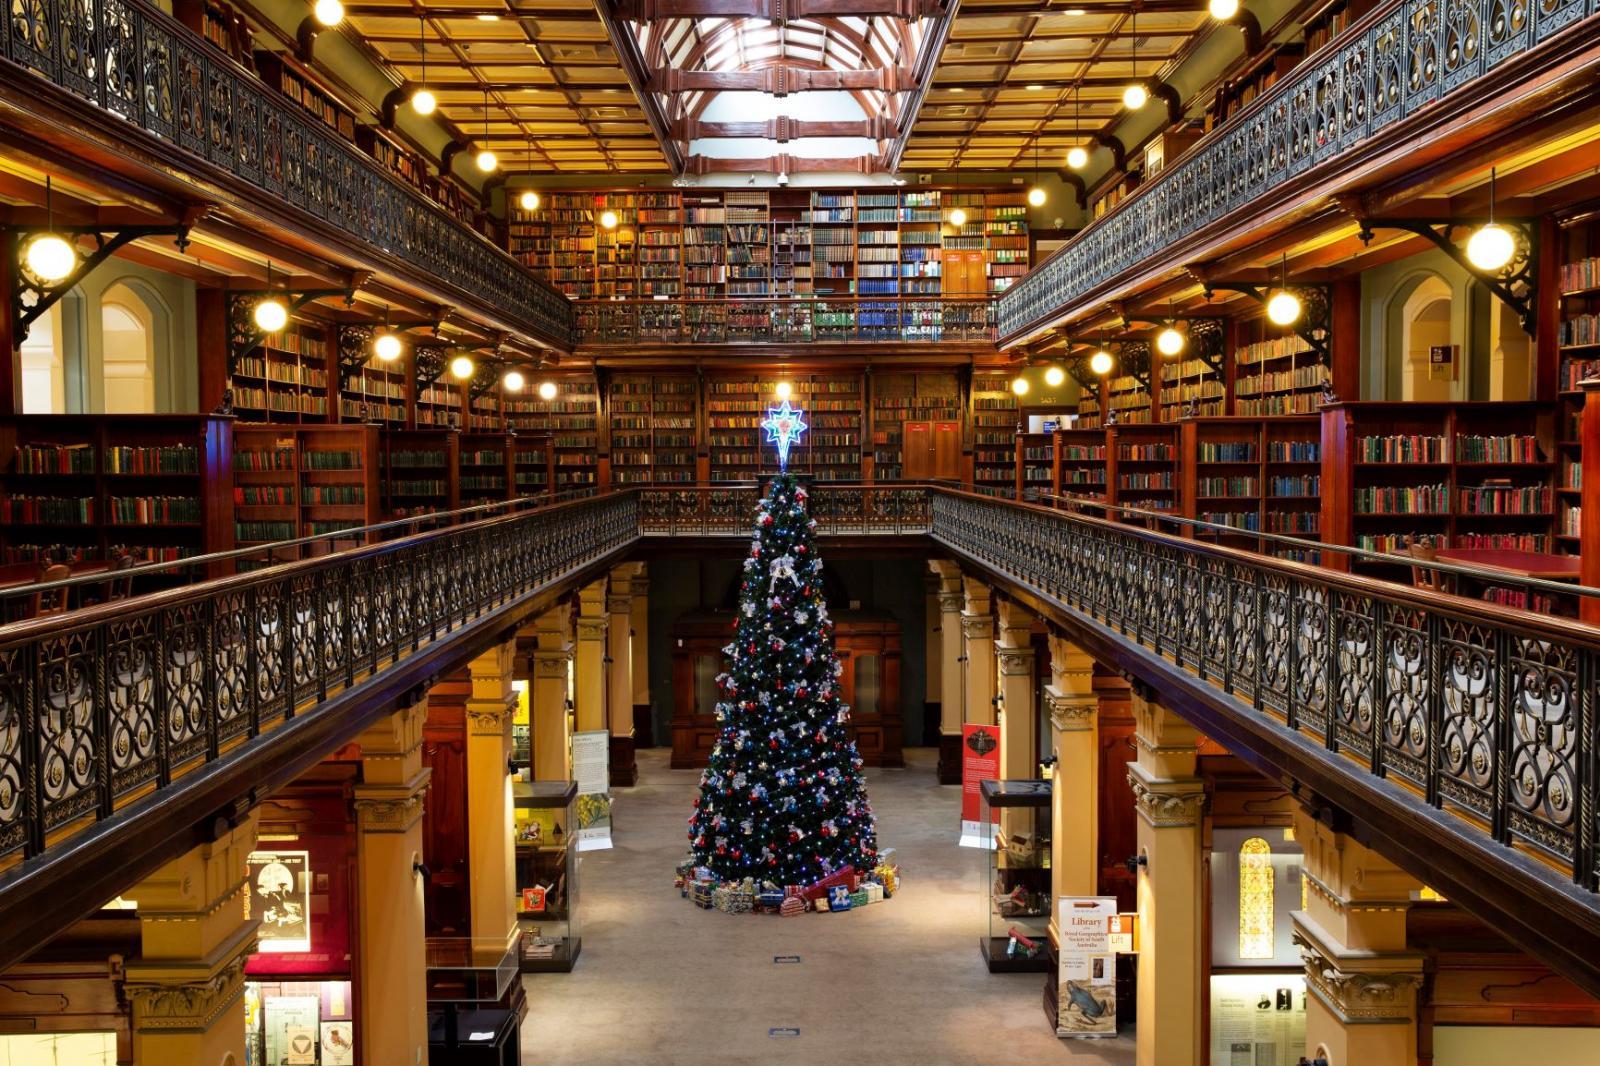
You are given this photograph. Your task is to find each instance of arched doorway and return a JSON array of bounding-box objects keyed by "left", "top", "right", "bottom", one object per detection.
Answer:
[
  {"left": 100, "top": 283, "right": 156, "bottom": 413},
  {"left": 19, "top": 303, "right": 66, "bottom": 414},
  {"left": 1398, "top": 274, "right": 1455, "bottom": 401}
]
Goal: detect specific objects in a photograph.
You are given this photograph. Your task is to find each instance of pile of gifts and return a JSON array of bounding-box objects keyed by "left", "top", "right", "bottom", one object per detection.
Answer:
[{"left": 672, "top": 851, "right": 902, "bottom": 916}]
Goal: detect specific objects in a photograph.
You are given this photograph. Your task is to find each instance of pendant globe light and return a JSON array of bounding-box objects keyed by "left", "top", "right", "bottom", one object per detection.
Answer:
[
  {"left": 1466, "top": 167, "right": 1516, "bottom": 272},
  {"left": 22, "top": 177, "right": 77, "bottom": 284},
  {"left": 254, "top": 262, "right": 289, "bottom": 333},
  {"left": 1266, "top": 253, "right": 1302, "bottom": 326},
  {"left": 411, "top": 17, "right": 436, "bottom": 115},
  {"left": 1123, "top": 12, "right": 1148, "bottom": 111},
  {"left": 1027, "top": 138, "right": 1046, "bottom": 207},
  {"left": 1044, "top": 365, "right": 1066, "bottom": 387},
  {"left": 313, "top": 0, "right": 344, "bottom": 27},
  {"left": 1209, "top": 0, "right": 1240, "bottom": 19},
  {"left": 949, "top": 166, "right": 968, "bottom": 229},
  {"left": 475, "top": 89, "right": 498, "bottom": 172},
  {"left": 1089, "top": 349, "right": 1115, "bottom": 376},
  {"left": 1066, "top": 83, "right": 1089, "bottom": 170}
]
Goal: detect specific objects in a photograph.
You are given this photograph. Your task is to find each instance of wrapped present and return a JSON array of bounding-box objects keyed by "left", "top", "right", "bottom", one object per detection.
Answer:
[
  {"left": 691, "top": 879, "right": 716, "bottom": 909},
  {"left": 780, "top": 896, "right": 806, "bottom": 917},
  {"left": 798, "top": 866, "right": 857, "bottom": 902},
  {"left": 814, "top": 895, "right": 830, "bottom": 912},
  {"left": 714, "top": 881, "right": 755, "bottom": 914},
  {"left": 827, "top": 885, "right": 853, "bottom": 911},
  {"left": 849, "top": 889, "right": 870, "bottom": 908},
  {"left": 873, "top": 863, "right": 900, "bottom": 896},
  {"left": 757, "top": 890, "right": 786, "bottom": 913},
  {"left": 863, "top": 882, "right": 884, "bottom": 904}
]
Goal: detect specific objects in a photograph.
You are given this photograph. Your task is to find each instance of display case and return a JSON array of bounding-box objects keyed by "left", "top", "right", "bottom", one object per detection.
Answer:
[
  {"left": 980, "top": 779, "right": 1052, "bottom": 973},
  {"left": 513, "top": 780, "right": 580, "bottom": 972},
  {"left": 425, "top": 936, "right": 522, "bottom": 1066}
]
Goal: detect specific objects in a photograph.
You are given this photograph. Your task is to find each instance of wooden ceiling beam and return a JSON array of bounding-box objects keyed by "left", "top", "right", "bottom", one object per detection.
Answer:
[
  {"left": 673, "top": 116, "right": 897, "bottom": 140},
  {"left": 683, "top": 153, "right": 881, "bottom": 175},
  {"left": 612, "top": 0, "right": 945, "bottom": 19},
  {"left": 651, "top": 65, "right": 917, "bottom": 93}
]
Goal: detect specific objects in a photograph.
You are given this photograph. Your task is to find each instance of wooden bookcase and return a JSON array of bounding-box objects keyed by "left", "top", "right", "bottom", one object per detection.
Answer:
[
  {"left": 415, "top": 378, "right": 462, "bottom": 430},
  {"left": 1108, "top": 423, "right": 1179, "bottom": 519},
  {"left": 1321, "top": 402, "right": 1557, "bottom": 576},
  {"left": 1017, "top": 431, "right": 1054, "bottom": 499},
  {"left": 1558, "top": 229, "right": 1600, "bottom": 549},
  {"left": 1106, "top": 373, "right": 1152, "bottom": 425},
  {"left": 338, "top": 352, "right": 406, "bottom": 427},
  {"left": 971, "top": 372, "right": 1018, "bottom": 496},
  {"left": 1234, "top": 324, "right": 1326, "bottom": 416},
  {"left": 0, "top": 415, "right": 232, "bottom": 573},
  {"left": 1176, "top": 416, "right": 1320, "bottom": 558},
  {"left": 234, "top": 423, "right": 379, "bottom": 561},
  {"left": 1052, "top": 427, "right": 1109, "bottom": 503},
  {"left": 607, "top": 374, "right": 699, "bottom": 486},
  {"left": 502, "top": 374, "right": 596, "bottom": 495},
  {"left": 870, "top": 372, "right": 961, "bottom": 480},
  {"left": 458, "top": 432, "right": 514, "bottom": 510},
  {"left": 231, "top": 320, "right": 331, "bottom": 424},
  {"left": 1160, "top": 357, "right": 1224, "bottom": 419},
  {"left": 801, "top": 374, "right": 864, "bottom": 482},
  {"left": 513, "top": 435, "right": 555, "bottom": 499},
  {"left": 380, "top": 429, "right": 459, "bottom": 518}
]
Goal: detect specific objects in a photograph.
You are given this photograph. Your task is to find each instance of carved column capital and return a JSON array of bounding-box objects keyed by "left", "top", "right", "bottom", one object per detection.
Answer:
[
  {"left": 1044, "top": 690, "right": 1097, "bottom": 733},
  {"left": 1126, "top": 764, "right": 1205, "bottom": 827},
  {"left": 996, "top": 646, "right": 1035, "bottom": 676},
  {"left": 124, "top": 928, "right": 255, "bottom": 1033},
  {"left": 1292, "top": 920, "right": 1424, "bottom": 1025},
  {"left": 606, "top": 594, "right": 631, "bottom": 615},
  {"left": 352, "top": 768, "right": 432, "bottom": 834},
  {"left": 960, "top": 614, "right": 994, "bottom": 641},
  {"left": 576, "top": 617, "right": 608, "bottom": 641},
  {"left": 465, "top": 694, "right": 517, "bottom": 738},
  {"left": 938, "top": 591, "right": 965, "bottom": 614},
  {"left": 534, "top": 645, "right": 574, "bottom": 678}
]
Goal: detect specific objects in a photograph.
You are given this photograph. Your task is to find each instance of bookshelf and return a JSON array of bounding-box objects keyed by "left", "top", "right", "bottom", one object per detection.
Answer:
[
  {"left": 798, "top": 374, "right": 864, "bottom": 482},
  {"left": 972, "top": 372, "right": 1018, "bottom": 496},
  {"left": 639, "top": 191, "right": 683, "bottom": 299},
  {"left": 811, "top": 191, "right": 856, "bottom": 297},
  {"left": 1052, "top": 427, "right": 1109, "bottom": 504},
  {"left": 232, "top": 425, "right": 380, "bottom": 560},
  {"left": 856, "top": 192, "right": 900, "bottom": 298},
  {"left": 899, "top": 190, "right": 943, "bottom": 297},
  {"left": 869, "top": 372, "right": 961, "bottom": 480},
  {"left": 231, "top": 320, "right": 331, "bottom": 424},
  {"left": 544, "top": 378, "right": 599, "bottom": 495},
  {"left": 1017, "top": 432, "right": 1054, "bottom": 499},
  {"left": 380, "top": 429, "right": 458, "bottom": 518},
  {"left": 0, "top": 415, "right": 232, "bottom": 576},
  {"left": 1321, "top": 402, "right": 1557, "bottom": 574},
  {"left": 1234, "top": 325, "right": 1327, "bottom": 416},
  {"left": 415, "top": 377, "right": 462, "bottom": 429},
  {"left": 706, "top": 377, "right": 766, "bottom": 483},
  {"left": 1106, "top": 373, "right": 1152, "bottom": 425},
  {"left": 726, "top": 190, "right": 772, "bottom": 300},
  {"left": 1176, "top": 416, "right": 1320, "bottom": 559},
  {"left": 771, "top": 190, "right": 813, "bottom": 298},
  {"left": 1558, "top": 231, "right": 1600, "bottom": 552},
  {"left": 458, "top": 433, "right": 514, "bottom": 510},
  {"left": 338, "top": 352, "right": 406, "bottom": 427},
  {"left": 705, "top": 375, "right": 862, "bottom": 482},
  {"left": 1159, "top": 357, "right": 1224, "bottom": 419},
  {"left": 1107, "top": 423, "right": 1179, "bottom": 520},
  {"left": 607, "top": 374, "right": 698, "bottom": 485},
  {"left": 984, "top": 191, "right": 1029, "bottom": 294},
  {"left": 1076, "top": 384, "right": 1104, "bottom": 430},
  {"left": 513, "top": 436, "right": 555, "bottom": 500}
]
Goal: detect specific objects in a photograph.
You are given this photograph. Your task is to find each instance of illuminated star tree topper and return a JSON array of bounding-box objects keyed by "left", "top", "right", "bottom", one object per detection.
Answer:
[{"left": 761, "top": 399, "right": 808, "bottom": 470}]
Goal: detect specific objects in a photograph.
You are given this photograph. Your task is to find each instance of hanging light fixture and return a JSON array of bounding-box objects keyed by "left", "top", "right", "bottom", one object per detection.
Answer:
[
  {"left": 517, "top": 141, "right": 540, "bottom": 211},
  {"left": 411, "top": 18, "right": 436, "bottom": 115},
  {"left": 1123, "top": 12, "right": 1148, "bottom": 110},
  {"left": 1027, "top": 138, "right": 1046, "bottom": 207},
  {"left": 1066, "top": 83, "right": 1089, "bottom": 169},
  {"left": 1089, "top": 349, "right": 1115, "bottom": 376},
  {"left": 1466, "top": 166, "right": 1516, "bottom": 272},
  {"left": 1266, "top": 253, "right": 1302, "bottom": 326},
  {"left": 253, "top": 262, "right": 289, "bottom": 333},
  {"left": 22, "top": 177, "right": 77, "bottom": 284},
  {"left": 600, "top": 209, "right": 619, "bottom": 230},
  {"left": 538, "top": 380, "right": 558, "bottom": 401},
  {"left": 503, "top": 369, "right": 526, "bottom": 392},
  {"left": 312, "top": 0, "right": 344, "bottom": 27},
  {"left": 450, "top": 354, "right": 475, "bottom": 379},
  {"left": 949, "top": 205, "right": 968, "bottom": 228},
  {"left": 1208, "top": 0, "right": 1240, "bottom": 19},
  {"left": 475, "top": 89, "right": 498, "bottom": 172},
  {"left": 1011, "top": 374, "right": 1031, "bottom": 396},
  {"left": 774, "top": 381, "right": 793, "bottom": 401},
  {"left": 1044, "top": 365, "right": 1066, "bottom": 387},
  {"left": 1155, "top": 323, "right": 1185, "bottom": 357}
]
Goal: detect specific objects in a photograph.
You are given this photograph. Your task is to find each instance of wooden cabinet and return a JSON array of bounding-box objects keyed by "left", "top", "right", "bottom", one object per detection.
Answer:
[{"left": 902, "top": 419, "right": 961, "bottom": 480}]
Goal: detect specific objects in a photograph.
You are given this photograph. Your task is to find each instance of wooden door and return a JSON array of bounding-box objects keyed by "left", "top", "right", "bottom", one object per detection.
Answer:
[
  {"left": 932, "top": 420, "right": 961, "bottom": 480},
  {"left": 903, "top": 420, "right": 933, "bottom": 480}
]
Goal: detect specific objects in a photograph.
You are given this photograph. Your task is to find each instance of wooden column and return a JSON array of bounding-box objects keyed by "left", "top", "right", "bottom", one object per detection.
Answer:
[
  {"left": 123, "top": 812, "right": 260, "bottom": 1066},
  {"left": 1128, "top": 685, "right": 1204, "bottom": 1066},
  {"left": 1330, "top": 276, "right": 1362, "bottom": 402},
  {"left": 465, "top": 640, "right": 519, "bottom": 951},
  {"left": 0, "top": 235, "right": 19, "bottom": 413},
  {"left": 1293, "top": 806, "right": 1424, "bottom": 1066},
  {"left": 931, "top": 560, "right": 965, "bottom": 783},
  {"left": 353, "top": 701, "right": 432, "bottom": 1066}
]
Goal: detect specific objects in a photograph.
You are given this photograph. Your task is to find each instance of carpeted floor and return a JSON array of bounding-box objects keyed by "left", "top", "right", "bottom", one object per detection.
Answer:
[{"left": 520, "top": 747, "right": 1135, "bottom": 1065}]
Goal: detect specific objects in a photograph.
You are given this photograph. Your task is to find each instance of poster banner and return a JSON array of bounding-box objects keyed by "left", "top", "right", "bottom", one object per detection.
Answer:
[
  {"left": 1208, "top": 974, "right": 1307, "bottom": 1065},
  {"left": 571, "top": 730, "right": 613, "bottom": 851},
  {"left": 247, "top": 851, "right": 312, "bottom": 952},
  {"left": 1057, "top": 896, "right": 1119, "bottom": 1038},
  {"left": 959, "top": 723, "right": 1002, "bottom": 849}
]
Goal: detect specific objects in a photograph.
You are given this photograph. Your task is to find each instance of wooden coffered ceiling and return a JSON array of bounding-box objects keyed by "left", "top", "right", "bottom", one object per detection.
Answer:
[{"left": 338, "top": 1, "right": 1210, "bottom": 176}]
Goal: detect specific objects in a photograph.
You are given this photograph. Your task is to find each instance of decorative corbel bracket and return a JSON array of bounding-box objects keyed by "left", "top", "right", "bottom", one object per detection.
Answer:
[
  {"left": 226, "top": 286, "right": 353, "bottom": 375},
  {"left": 1355, "top": 217, "right": 1537, "bottom": 335},
  {"left": 1115, "top": 341, "right": 1154, "bottom": 393},
  {"left": 1202, "top": 280, "right": 1332, "bottom": 366},
  {"left": 7, "top": 222, "right": 195, "bottom": 343}
]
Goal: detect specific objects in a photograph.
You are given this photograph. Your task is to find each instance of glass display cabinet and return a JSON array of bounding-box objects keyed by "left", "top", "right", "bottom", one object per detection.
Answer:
[
  {"left": 980, "top": 778, "right": 1053, "bottom": 973},
  {"left": 513, "top": 780, "right": 580, "bottom": 972},
  {"left": 424, "top": 936, "right": 521, "bottom": 1065}
]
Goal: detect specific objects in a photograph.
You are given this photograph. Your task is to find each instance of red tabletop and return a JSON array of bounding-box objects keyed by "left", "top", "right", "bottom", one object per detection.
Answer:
[{"left": 1434, "top": 548, "right": 1581, "bottom": 582}]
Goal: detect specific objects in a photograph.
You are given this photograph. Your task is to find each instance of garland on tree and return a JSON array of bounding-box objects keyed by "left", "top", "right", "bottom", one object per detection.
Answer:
[{"left": 682, "top": 474, "right": 882, "bottom": 905}]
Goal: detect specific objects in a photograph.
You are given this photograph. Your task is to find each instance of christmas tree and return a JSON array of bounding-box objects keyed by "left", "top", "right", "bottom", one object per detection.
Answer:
[{"left": 686, "top": 470, "right": 879, "bottom": 890}]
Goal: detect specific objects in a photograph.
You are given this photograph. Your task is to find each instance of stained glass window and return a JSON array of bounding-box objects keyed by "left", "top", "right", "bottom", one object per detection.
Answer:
[{"left": 1239, "top": 836, "right": 1275, "bottom": 960}]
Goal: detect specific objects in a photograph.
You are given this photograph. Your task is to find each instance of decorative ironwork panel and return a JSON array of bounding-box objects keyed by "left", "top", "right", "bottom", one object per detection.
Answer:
[
  {"left": 162, "top": 601, "right": 208, "bottom": 772},
  {"left": 0, "top": 648, "right": 27, "bottom": 859},
  {"left": 1507, "top": 636, "right": 1577, "bottom": 860},
  {"left": 1437, "top": 616, "right": 1498, "bottom": 818},
  {"left": 102, "top": 0, "right": 138, "bottom": 119},
  {"left": 1380, "top": 603, "right": 1432, "bottom": 789}
]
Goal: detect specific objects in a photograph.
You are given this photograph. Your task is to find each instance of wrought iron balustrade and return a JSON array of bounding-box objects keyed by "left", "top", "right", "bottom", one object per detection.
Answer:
[
  {"left": 928, "top": 488, "right": 1599, "bottom": 893},
  {"left": 574, "top": 296, "right": 995, "bottom": 346},
  {"left": 0, "top": 489, "right": 636, "bottom": 865},
  {"left": 0, "top": 0, "right": 574, "bottom": 347},
  {"left": 996, "top": 0, "right": 1600, "bottom": 341},
  {"left": 636, "top": 483, "right": 933, "bottom": 535}
]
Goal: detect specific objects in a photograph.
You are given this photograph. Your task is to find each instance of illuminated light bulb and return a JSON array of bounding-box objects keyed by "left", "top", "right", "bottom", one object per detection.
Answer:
[
  {"left": 775, "top": 381, "right": 792, "bottom": 401},
  {"left": 538, "top": 380, "right": 558, "bottom": 401},
  {"left": 1266, "top": 288, "right": 1302, "bottom": 326},
  {"left": 1011, "top": 376, "right": 1030, "bottom": 396},
  {"left": 1123, "top": 82, "right": 1149, "bottom": 110},
  {"left": 1044, "top": 365, "right": 1066, "bottom": 388},
  {"left": 503, "top": 370, "right": 525, "bottom": 392},
  {"left": 450, "top": 354, "right": 475, "bottom": 379},
  {"left": 1066, "top": 145, "right": 1089, "bottom": 169},
  {"left": 253, "top": 295, "right": 288, "bottom": 333},
  {"left": 373, "top": 331, "right": 403, "bottom": 361},
  {"left": 411, "top": 88, "right": 437, "bottom": 115},
  {"left": 1208, "top": 0, "right": 1240, "bottom": 19},
  {"left": 313, "top": 0, "right": 344, "bottom": 26},
  {"left": 476, "top": 12, "right": 501, "bottom": 19},
  {"left": 519, "top": 189, "right": 540, "bottom": 211},
  {"left": 1026, "top": 84, "right": 1044, "bottom": 91},
  {"left": 475, "top": 149, "right": 498, "bottom": 172},
  {"left": 1155, "top": 326, "right": 1186, "bottom": 357},
  {"left": 1027, "top": 186, "right": 1046, "bottom": 207},
  {"left": 23, "top": 233, "right": 76, "bottom": 283},
  {"left": 1466, "top": 222, "right": 1515, "bottom": 272},
  {"left": 600, "top": 210, "right": 619, "bottom": 229},
  {"left": 1089, "top": 349, "right": 1114, "bottom": 376},
  {"left": 949, "top": 207, "right": 968, "bottom": 228}
]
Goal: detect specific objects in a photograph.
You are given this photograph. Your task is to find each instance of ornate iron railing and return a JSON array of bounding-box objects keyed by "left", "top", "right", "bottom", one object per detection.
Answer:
[
  {"left": 929, "top": 488, "right": 1598, "bottom": 891},
  {"left": 574, "top": 296, "right": 995, "bottom": 346},
  {"left": 0, "top": 490, "right": 635, "bottom": 863},
  {"left": 637, "top": 483, "right": 934, "bottom": 535},
  {"left": 996, "top": 0, "right": 1600, "bottom": 340},
  {"left": 0, "top": 0, "right": 575, "bottom": 347}
]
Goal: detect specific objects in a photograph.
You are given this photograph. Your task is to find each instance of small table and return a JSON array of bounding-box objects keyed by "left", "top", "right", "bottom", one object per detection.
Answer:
[{"left": 1433, "top": 548, "right": 1581, "bottom": 582}]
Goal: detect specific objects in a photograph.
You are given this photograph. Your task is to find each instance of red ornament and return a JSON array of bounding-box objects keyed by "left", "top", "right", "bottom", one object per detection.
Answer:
[
  {"left": 769, "top": 740, "right": 779, "bottom": 750},
  {"left": 717, "top": 844, "right": 727, "bottom": 855}
]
